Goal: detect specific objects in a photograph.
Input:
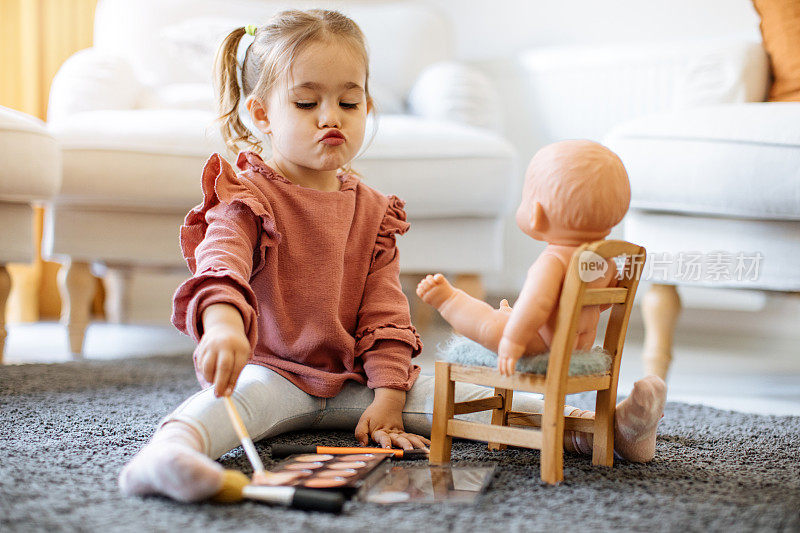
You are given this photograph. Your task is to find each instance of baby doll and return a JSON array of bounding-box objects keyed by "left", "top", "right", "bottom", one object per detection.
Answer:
[{"left": 418, "top": 140, "right": 667, "bottom": 459}]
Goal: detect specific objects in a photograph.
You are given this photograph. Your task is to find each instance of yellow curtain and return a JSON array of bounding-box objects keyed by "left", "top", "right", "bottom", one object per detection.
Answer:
[{"left": 0, "top": 0, "right": 99, "bottom": 321}]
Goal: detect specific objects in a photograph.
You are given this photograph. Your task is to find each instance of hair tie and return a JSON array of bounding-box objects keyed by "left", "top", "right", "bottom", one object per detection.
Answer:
[{"left": 245, "top": 24, "right": 257, "bottom": 36}]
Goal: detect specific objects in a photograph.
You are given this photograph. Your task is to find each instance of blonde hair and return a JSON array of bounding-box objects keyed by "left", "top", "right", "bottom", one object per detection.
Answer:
[
  {"left": 523, "top": 140, "right": 631, "bottom": 233},
  {"left": 214, "top": 9, "right": 372, "bottom": 154}
]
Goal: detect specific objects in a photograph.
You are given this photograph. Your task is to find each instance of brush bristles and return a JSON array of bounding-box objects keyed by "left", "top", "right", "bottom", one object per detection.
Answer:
[{"left": 211, "top": 470, "right": 250, "bottom": 503}]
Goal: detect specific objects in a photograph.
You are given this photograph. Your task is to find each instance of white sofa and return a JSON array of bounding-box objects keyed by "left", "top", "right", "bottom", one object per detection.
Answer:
[
  {"left": 605, "top": 101, "right": 800, "bottom": 379},
  {"left": 0, "top": 106, "right": 61, "bottom": 361},
  {"left": 595, "top": 40, "right": 800, "bottom": 379},
  {"left": 45, "top": 0, "right": 516, "bottom": 354}
]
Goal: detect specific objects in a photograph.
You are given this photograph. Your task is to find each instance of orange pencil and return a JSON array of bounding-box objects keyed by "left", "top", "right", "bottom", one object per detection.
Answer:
[{"left": 269, "top": 444, "right": 429, "bottom": 460}]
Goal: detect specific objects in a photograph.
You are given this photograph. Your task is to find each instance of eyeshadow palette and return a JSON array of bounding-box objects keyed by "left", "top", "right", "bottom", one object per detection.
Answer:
[{"left": 269, "top": 453, "right": 391, "bottom": 493}]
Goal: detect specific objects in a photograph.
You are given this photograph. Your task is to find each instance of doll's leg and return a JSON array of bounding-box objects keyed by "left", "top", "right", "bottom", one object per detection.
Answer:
[
  {"left": 416, "top": 274, "right": 509, "bottom": 353},
  {"left": 119, "top": 364, "right": 320, "bottom": 502}
]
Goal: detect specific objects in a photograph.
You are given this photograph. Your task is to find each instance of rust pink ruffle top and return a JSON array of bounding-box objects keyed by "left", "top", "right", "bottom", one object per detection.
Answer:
[{"left": 172, "top": 151, "right": 422, "bottom": 398}]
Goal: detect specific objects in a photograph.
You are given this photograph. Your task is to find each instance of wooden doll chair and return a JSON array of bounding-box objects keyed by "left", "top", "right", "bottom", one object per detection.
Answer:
[{"left": 429, "top": 240, "right": 646, "bottom": 485}]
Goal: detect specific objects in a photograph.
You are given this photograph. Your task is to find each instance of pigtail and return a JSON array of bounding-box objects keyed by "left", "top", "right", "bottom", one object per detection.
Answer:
[{"left": 214, "top": 27, "right": 259, "bottom": 154}]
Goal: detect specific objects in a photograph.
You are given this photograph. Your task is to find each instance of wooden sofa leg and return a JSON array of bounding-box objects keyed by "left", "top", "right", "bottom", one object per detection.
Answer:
[
  {"left": 488, "top": 388, "right": 513, "bottom": 451},
  {"left": 430, "top": 361, "right": 455, "bottom": 464},
  {"left": 58, "top": 260, "right": 95, "bottom": 356},
  {"left": 0, "top": 265, "right": 10, "bottom": 363},
  {"left": 642, "top": 284, "right": 681, "bottom": 380},
  {"left": 103, "top": 267, "right": 130, "bottom": 324}
]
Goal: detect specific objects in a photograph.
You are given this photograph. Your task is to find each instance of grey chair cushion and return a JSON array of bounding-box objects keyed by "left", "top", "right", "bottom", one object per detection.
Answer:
[{"left": 440, "top": 334, "right": 612, "bottom": 376}]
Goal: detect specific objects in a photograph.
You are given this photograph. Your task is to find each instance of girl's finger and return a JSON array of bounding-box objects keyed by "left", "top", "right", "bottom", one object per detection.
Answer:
[
  {"left": 390, "top": 433, "right": 413, "bottom": 451},
  {"left": 214, "top": 350, "right": 233, "bottom": 397},
  {"left": 201, "top": 349, "right": 217, "bottom": 384},
  {"left": 354, "top": 418, "right": 370, "bottom": 446},
  {"left": 404, "top": 434, "right": 427, "bottom": 450},
  {"left": 373, "top": 430, "right": 392, "bottom": 449},
  {"left": 225, "top": 352, "right": 247, "bottom": 396},
  {"left": 420, "top": 435, "right": 432, "bottom": 446}
]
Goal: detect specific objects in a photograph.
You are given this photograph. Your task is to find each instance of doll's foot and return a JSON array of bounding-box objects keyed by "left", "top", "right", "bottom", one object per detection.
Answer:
[
  {"left": 119, "top": 441, "right": 224, "bottom": 502},
  {"left": 498, "top": 299, "right": 512, "bottom": 315},
  {"left": 613, "top": 375, "right": 666, "bottom": 462},
  {"left": 416, "top": 274, "right": 457, "bottom": 310}
]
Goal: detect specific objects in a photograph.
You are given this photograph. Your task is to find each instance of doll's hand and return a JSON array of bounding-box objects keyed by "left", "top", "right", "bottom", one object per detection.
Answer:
[
  {"left": 498, "top": 299, "right": 512, "bottom": 315},
  {"left": 354, "top": 388, "right": 431, "bottom": 450},
  {"left": 198, "top": 303, "right": 251, "bottom": 397},
  {"left": 497, "top": 337, "right": 525, "bottom": 376}
]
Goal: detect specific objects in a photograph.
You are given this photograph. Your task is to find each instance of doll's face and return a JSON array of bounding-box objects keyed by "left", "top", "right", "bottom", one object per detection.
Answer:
[{"left": 249, "top": 39, "right": 371, "bottom": 173}]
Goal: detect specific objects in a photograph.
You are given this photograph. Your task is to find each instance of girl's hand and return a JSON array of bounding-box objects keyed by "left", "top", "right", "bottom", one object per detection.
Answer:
[
  {"left": 198, "top": 303, "right": 251, "bottom": 397},
  {"left": 354, "top": 388, "right": 431, "bottom": 450}
]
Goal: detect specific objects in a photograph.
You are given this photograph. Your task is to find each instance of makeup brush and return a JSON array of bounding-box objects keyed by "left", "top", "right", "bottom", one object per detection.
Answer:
[
  {"left": 222, "top": 395, "right": 283, "bottom": 484},
  {"left": 269, "top": 444, "right": 429, "bottom": 460},
  {"left": 213, "top": 470, "right": 345, "bottom": 513}
]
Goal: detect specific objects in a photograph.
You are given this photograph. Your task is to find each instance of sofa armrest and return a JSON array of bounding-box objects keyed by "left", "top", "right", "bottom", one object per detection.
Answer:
[
  {"left": 407, "top": 61, "right": 502, "bottom": 132},
  {"left": 48, "top": 48, "right": 142, "bottom": 123}
]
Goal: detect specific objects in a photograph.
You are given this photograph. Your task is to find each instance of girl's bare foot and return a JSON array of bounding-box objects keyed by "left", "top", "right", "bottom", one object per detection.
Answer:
[{"left": 416, "top": 273, "right": 457, "bottom": 310}]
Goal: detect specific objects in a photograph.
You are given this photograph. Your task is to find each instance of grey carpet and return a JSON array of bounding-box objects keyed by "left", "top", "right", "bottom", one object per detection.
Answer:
[{"left": 1, "top": 355, "right": 799, "bottom": 533}]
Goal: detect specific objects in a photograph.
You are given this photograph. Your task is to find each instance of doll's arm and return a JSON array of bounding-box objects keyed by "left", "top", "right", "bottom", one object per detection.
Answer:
[{"left": 497, "top": 254, "right": 564, "bottom": 375}]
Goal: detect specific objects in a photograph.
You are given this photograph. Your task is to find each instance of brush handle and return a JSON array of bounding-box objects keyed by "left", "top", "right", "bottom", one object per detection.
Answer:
[
  {"left": 223, "top": 396, "right": 266, "bottom": 474},
  {"left": 242, "top": 485, "right": 345, "bottom": 513}
]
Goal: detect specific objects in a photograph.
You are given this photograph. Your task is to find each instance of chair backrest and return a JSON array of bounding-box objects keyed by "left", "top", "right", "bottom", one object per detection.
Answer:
[{"left": 545, "top": 240, "right": 646, "bottom": 386}]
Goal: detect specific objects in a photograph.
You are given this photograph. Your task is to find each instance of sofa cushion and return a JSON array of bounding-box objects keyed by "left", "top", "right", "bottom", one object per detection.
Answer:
[
  {"left": 49, "top": 110, "right": 515, "bottom": 218},
  {"left": 604, "top": 103, "right": 800, "bottom": 220},
  {"left": 624, "top": 210, "right": 800, "bottom": 291}
]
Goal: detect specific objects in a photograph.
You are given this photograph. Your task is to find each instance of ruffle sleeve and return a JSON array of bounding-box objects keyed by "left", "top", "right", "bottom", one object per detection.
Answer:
[
  {"left": 354, "top": 195, "right": 422, "bottom": 390},
  {"left": 171, "top": 153, "right": 282, "bottom": 352},
  {"left": 179, "top": 153, "right": 281, "bottom": 276}
]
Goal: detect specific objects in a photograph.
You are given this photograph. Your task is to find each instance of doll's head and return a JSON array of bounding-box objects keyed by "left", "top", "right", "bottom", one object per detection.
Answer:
[
  {"left": 214, "top": 9, "right": 372, "bottom": 172},
  {"left": 516, "top": 140, "right": 630, "bottom": 245}
]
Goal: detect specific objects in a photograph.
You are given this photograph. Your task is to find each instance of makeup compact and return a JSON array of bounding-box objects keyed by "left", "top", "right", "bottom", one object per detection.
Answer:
[
  {"left": 268, "top": 453, "right": 391, "bottom": 494},
  {"left": 357, "top": 464, "right": 497, "bottom": 504}
]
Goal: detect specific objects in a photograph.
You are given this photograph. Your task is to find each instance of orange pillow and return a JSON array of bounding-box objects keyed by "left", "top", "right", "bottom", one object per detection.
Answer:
[{"left": 753, "top": 0, "right": 800, "bottom": 101}]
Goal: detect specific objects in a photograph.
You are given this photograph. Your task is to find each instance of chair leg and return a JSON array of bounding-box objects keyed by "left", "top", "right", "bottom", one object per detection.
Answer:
[
  {"left": 540, "top": 394, "right": 565, "bottom": 485},
  {"left": 0, "top": 265, "right": 10, "bottom": 363},
  {"left": 592, "top": 389, "right": 615, "bottom": 466},
  {"left": 642, "top": 284, "right": 681, "bottom": 380},
  {"left": 58, "top": 260, "right": 95, "bottom": 356},
  {"left": 488, "top": 388, "right": 513, "bottom": 451},
  {"left": 430, "top": 361, "right": 455, "bottom": 464}
]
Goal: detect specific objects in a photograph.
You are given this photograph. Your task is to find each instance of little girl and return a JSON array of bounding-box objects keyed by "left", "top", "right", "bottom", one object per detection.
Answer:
[{"left": 119, "top": 9, "right": 666, "bottom": 503}]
